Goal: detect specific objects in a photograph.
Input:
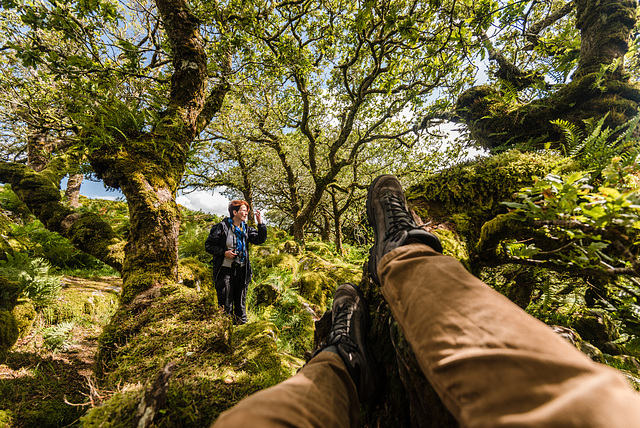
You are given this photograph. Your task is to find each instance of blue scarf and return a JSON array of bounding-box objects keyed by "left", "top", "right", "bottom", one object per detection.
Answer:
[{"left": 227, "top": 217, "right": 247, "bottom": 263}]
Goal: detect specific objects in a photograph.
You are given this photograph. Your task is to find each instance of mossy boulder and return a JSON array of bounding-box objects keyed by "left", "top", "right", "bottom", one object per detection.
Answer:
[
  {"left": 232, "top": 321, "right": 290, "bottom": 380},
  {"left": 572, "top": 309, "right": 619, "bottom": 348},
  {"left": 294, "top": 271, "right": 334, "bottom": 309},
  {"left": 0, "top": 310, "right": 18, "bottom": 360},
  {"left": 178, "top": 257, "right": 212, "bottom": 291},
  {"left": 280, "top": 240, "right": 302, "bottom": 255},
  {"left": 272, "top": 229, "right": 289, "bottom": 241},
  {"left": 11, "top": 299, "right": 36, "bottom": 338},
  {"left": 252, "top": 282, "right": 280, "bottom": 307},
  {"left": 305, "top": 241, "right": 334, "bottom": 258},
  {"left": 298, "top": 253, "right": 332, "bottom": 272},
  {"left": 258, "top": 253, "right": 298, "bottom": 276},
  {"left": 253, "top": 245, "right": 273, "bottom": 257},
  {"left": 0, "top": 276, "right": 20, "bottom": 312},
  {"left": 324, "top": 264, "right": 361, "bottom": 286}
]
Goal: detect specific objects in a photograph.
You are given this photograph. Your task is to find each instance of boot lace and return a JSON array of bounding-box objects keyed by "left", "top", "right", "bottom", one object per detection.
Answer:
[
  {"left": 327, "top": 302, "right": 358, "bottom": 352},
  {"left": 383, "top": 193, "right": 417, "bottom": 242}
]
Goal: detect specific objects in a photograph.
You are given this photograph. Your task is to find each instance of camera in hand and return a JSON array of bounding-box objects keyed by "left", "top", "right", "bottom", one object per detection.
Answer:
[{"left": 231, "top": 251, "right": 242, "bottom": 269}]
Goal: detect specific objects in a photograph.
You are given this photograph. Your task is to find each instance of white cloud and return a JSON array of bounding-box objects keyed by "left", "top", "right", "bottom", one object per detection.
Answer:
[{"left": 177, "top": 189, "right": 229, "bottom": 216}]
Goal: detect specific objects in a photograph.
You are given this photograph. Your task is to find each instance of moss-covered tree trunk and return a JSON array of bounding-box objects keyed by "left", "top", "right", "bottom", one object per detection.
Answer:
[
  {"left": 574, "top": 0, "right": 636, "bottom": 78},
  {"left": 86, "top": 0, "right": 229, "bottom": 301},
  {"left": 454, "top": 0, "right": 639, "bottom": 151},
  {"left": 359, "top": 3, "right": 640, "bottom": 426}
]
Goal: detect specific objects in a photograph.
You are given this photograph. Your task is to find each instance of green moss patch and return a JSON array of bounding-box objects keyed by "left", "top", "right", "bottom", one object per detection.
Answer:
[
  {"left": 41, "top": 278, "right": 119, "bottom": 325},
  {"left": 408, "top": 150, "right": 575, "bottom": 245},
  {"left": 12, "top": 300, "right": 36, "bottom": 338},
  {"left": 90, "top": 286, "right": 304, "bottom": 427},
  {"left": 178, "top": 257, "right": 212, "bottom": 291},
  {"left": 0, "top": 353, "right": 88, "bottom": 427},
  {"left": 0, "top": 310, "right": 18, "bottom": 360}
]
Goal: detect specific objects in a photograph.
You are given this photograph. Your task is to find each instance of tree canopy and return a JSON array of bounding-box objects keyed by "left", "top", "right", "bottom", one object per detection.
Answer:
[{"left": 0, "top": 0, "right": 637, "bottom": 322}]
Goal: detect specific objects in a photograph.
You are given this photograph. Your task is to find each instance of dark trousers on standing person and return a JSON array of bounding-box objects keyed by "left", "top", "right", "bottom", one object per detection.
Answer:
[{"left": 216, "top": 266, "right": 248, "bottom": 324}]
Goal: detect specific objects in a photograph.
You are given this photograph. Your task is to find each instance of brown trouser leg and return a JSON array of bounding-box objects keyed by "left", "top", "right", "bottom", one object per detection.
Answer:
[
  {"left": 379, "top": 243, "right": 640, "bottom": 428},
  {"left": 211, "top": 351, "right": 359, "bottom": 428}
]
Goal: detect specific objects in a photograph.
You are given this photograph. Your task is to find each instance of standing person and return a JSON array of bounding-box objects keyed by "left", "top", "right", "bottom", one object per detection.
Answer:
[{"left": 205, "top": 200, "right": 267, "bottom": 324}]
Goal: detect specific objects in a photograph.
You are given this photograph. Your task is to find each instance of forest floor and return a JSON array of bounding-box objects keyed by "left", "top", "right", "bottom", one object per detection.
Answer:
[{"left": 0, "top": 276, "right": 121, "bottom": 427}]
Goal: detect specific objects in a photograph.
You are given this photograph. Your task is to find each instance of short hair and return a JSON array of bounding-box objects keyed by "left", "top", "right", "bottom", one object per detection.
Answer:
[{"left": 228, "top": 200, "right": 250, "bottom": 218}]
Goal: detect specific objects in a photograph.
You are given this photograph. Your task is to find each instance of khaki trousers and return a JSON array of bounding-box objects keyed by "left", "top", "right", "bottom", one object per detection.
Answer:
[{"left": 212, "top": 244, "right": 640, "bottom": 427}]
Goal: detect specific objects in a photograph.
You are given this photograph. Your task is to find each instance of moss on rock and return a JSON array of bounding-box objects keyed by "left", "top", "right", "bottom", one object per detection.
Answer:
[
  {"left": 90, "top": 286, "right": 304, "bottom": 426},
  {"left": 0, "top": 276, "right": 20, "bottom": 312},
  {"left": 12, "top": 299, "right": 36, "bottom": 338},
  {"left": 324, "top": 265, "right": 361, "bottom": 286},
  {"left": 0, "top": 310, "right": 18, "bottom": 360},
  {"left": 279, "top": 240, "right": 302, "bottom": 255},
  {"left": 294, "top": 271, "right": 334, "bottom": 309},
  {"left": 257, "top": 253, "right": 298, "bottom": 276},
  {"left": 252, "top": 281, "right": 280, "bottom": 307},
  {"left": 178, "top": 257, "right": 212, "bottom": 291},
  {"left": 305, "top": 241, "right": 335, "bottom": 258}
]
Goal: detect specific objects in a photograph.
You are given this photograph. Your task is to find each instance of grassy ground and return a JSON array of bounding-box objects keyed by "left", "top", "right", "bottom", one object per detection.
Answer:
[{"left": 0, "top": 276, "right": 120, "bottom": 427}]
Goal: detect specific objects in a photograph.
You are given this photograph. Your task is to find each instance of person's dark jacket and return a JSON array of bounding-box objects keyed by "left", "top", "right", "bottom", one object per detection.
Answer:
[{"left": 204, "top": 218, "right": 267, "bottom": 286}]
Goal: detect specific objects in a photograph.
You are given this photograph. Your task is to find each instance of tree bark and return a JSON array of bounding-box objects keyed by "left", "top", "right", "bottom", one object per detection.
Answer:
[
  {"left": 27, "top": 131, "right": 50, "bottom": 172},
  {"left": 574, "top": 0, "right": 637, "bottom": 78},
  {"left": 64, "top": 173, "right": 83, "bottom": 208},
  {"left": 331, "top": 192, "right": 344, "bottom": 255}
]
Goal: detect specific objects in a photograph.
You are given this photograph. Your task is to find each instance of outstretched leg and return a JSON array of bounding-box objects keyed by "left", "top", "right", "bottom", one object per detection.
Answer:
[
  {"left": 212, "top": 352, "right": 359, "bottom": 428},
  {"left": 211, "top": 283, "right": 376, "bottom": 428},
  {"left": 367, "top": 174, "right": 640, "bottom": 428}
]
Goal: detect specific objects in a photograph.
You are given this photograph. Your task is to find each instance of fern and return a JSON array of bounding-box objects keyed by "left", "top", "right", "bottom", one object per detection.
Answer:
[
  {"left": 0, "top": 253, "right": 61, "bottom": 305},
  {"left": 551, "top": 118, "right": 583, "bottom": 156},
  {"left": 554, "top": 113, "right": 640, "bottom": 178}
]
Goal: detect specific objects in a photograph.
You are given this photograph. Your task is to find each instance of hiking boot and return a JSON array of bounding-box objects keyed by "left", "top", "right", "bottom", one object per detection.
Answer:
[
  {"left": 317, "top": 283, "right": 377, "bottom": 403},
  {"left": 366, "top": 174, "right": 442, "bottom": 285}
]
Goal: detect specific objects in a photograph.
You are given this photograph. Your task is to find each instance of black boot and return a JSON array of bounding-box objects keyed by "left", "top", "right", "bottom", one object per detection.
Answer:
[
  {"left": 317, "top": 283, "right": 378, "bottom": 403},
  {"left": 366, "top": 174, "right": 442, "bottom": 285}
]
